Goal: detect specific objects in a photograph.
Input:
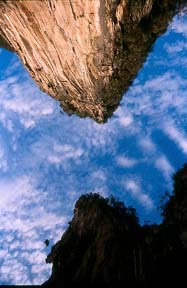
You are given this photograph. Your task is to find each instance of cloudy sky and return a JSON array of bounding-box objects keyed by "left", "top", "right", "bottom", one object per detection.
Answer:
[{"left": 0, "top": 12, "right": 187, "bottom": 285}]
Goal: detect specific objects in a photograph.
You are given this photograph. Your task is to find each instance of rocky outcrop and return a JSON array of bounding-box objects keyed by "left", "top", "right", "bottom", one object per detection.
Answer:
[
  {"left": 43, "top": 164, "right": 187, "bottom": 286},
  {"left": 0, "top": 0, "right": 186, "bottom": 123},
  {"left": 43, "top": 194, "right": 141, "bottom": 286}
]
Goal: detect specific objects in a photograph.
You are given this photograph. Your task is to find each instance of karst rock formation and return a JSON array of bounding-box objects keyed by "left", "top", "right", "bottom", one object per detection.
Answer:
[
  {"left": 0, "top": 0, "right": 186, "bottom": 122},
  {"left": 42, "top": 164, "right": 187, "bottom": 286}
]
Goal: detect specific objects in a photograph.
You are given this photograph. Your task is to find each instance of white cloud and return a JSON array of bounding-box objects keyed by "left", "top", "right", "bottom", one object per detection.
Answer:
[
  {"left": 138, "top": 137, "right": 156, "bottom": 153},
  {"left": 115, "top": 107, "right": 134, "bottom": 128},
  {"left": 0, "top": 260, "right": 32, "bottom": 285},
  {"left": 91, "top": 170, "right": 106, "bottom": 182},
  {"left": 76, "top": 119, "right": 118, "bottom": 153},
  {"left": 0, "top": 176, "right": 67, "bottom": 232},
  {"left": 119, "top": 115, "right": 133, "bottom": 127},
  {"left": 122, "top": 179, "right": 154, "bottom": 210},
  {"left": 85, "top": 170, "right": 109, "bottom": 198},
  {"left": 0, "top": 175, "right": 67, "bottom": 285},
  {"left": 170, "top": 16, "right": 187, "bottom": 37},
  {"left": 127, "top": 71, "right": 187, "bottom": 123},
  {"left": 29, "top": 138, "right": 85, "bottom": 170},
  {"left": 0, "top": 75, "right": 55, "bottom": 129},
  {"left": 48, "top": 145, "right": 84, "bottom": 165},
  {"left": 116, "top": 156, "right": 138, "bottom": 168},
  {"left": 0, "top": 144, "right": 8, "bottom": 172},
  {"left": 155, "top": 155, "right": 174, "bottom": 180},
  {"left": 164, "top": 40, "right": 187, "bottom": 54},
  {"left": 163, "top": 122, "right": 187, "bottom": 154},
  {"left": 169, "top": 56, "right": 187, "bottom": 68},
  {"left": 0, "top": 112, "right": 14, "bottom": 133},
  {"left": 144, "top": 72, "right": 179, "bottom": 92}
]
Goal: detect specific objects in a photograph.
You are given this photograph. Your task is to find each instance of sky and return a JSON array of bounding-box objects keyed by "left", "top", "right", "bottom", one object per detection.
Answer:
[{"left": 0, "top": 12, "right": 187, "bottom": 285}]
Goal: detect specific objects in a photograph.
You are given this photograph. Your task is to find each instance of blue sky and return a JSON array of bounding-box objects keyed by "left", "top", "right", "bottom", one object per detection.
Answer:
[{"left": 0, "top": 13, "right": 187, "bottom": 285}]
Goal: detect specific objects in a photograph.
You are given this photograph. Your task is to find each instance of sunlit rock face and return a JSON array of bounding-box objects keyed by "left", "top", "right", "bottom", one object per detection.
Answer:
[{"left": 0, "top": 0, "right": 186, "bottom": 122}]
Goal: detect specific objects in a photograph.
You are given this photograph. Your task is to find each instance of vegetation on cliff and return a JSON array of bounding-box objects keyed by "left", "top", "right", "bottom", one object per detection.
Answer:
[{"left": 43, "top": 164, "right": 187, "bottom": 286}]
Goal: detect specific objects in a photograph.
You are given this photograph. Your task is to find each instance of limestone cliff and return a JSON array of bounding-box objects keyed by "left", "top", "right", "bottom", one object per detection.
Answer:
[
  {"left": 43, "top": 164, "right": 187, "bottom": 286},
  {"left": 0, "top": 0, "right": 186, "bottom": 122}
]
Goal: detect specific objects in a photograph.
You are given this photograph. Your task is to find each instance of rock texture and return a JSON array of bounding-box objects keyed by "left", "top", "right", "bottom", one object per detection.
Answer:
[
  {"left": 0, "top": 0, "right": 186, "bottom": 123},
  {"left": 42, "top": 164, "right": 187, "bottom": 287}
]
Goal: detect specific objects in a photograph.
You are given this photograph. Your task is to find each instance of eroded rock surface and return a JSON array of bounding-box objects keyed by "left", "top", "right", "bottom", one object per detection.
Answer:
[{"left": 0, "top": 0, "right": 186, "bottom": 122}]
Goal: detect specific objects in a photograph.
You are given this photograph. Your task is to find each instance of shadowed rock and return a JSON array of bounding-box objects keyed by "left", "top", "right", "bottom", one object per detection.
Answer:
[
  {"left": 0, "top": 0, "right": 186, "bottom": 123},
  {"left": 42, "top": 164, "right": 187, "bottom": 286}
]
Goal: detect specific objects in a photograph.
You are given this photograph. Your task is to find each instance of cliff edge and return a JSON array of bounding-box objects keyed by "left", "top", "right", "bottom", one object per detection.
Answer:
[
  {"left": 0, "top": 0, "right": 186, "bottom": 122},
  {"left": 43, "top": 164, "right": 187, "bottom": 286}
]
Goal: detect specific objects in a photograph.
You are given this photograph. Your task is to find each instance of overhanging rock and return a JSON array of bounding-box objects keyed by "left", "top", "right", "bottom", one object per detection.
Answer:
[{"left": 0, "top": 0, "right": 185, "bottom": 123}]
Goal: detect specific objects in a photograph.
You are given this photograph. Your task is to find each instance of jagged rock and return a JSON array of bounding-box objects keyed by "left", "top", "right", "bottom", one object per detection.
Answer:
[
  {"left": 0, "top": 0, "right": 185, "bottom": 122},
  {"left": 43, "top": 194, "right": 142, "bottom": 286},
  {"left": 42, "top": 163, "right": 187, "bottom": 286}
]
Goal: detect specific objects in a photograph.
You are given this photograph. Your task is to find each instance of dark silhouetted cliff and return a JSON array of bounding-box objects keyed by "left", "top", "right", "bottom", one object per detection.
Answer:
[
  {"left": 42, "top": 164, "right": 187, "bottom": 287},
  {"left": 0, "top": 0, "right": 186, "bottom": 122}
]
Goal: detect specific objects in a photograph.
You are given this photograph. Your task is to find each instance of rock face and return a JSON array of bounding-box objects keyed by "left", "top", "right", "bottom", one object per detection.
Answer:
[
  {"left": 43, "top": 194, "right": 141, "bottom": 286},
  {"left": 43, "top": 164, "right": 187, "bottom": 286},
  {"left": 0, "top": 0, "right": 185, "bottom": 123}
]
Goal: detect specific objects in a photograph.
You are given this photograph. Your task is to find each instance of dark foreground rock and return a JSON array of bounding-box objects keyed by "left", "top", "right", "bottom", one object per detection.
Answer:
[{"left": 42, "top": 164, "right": 187, "bottom": 287}]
